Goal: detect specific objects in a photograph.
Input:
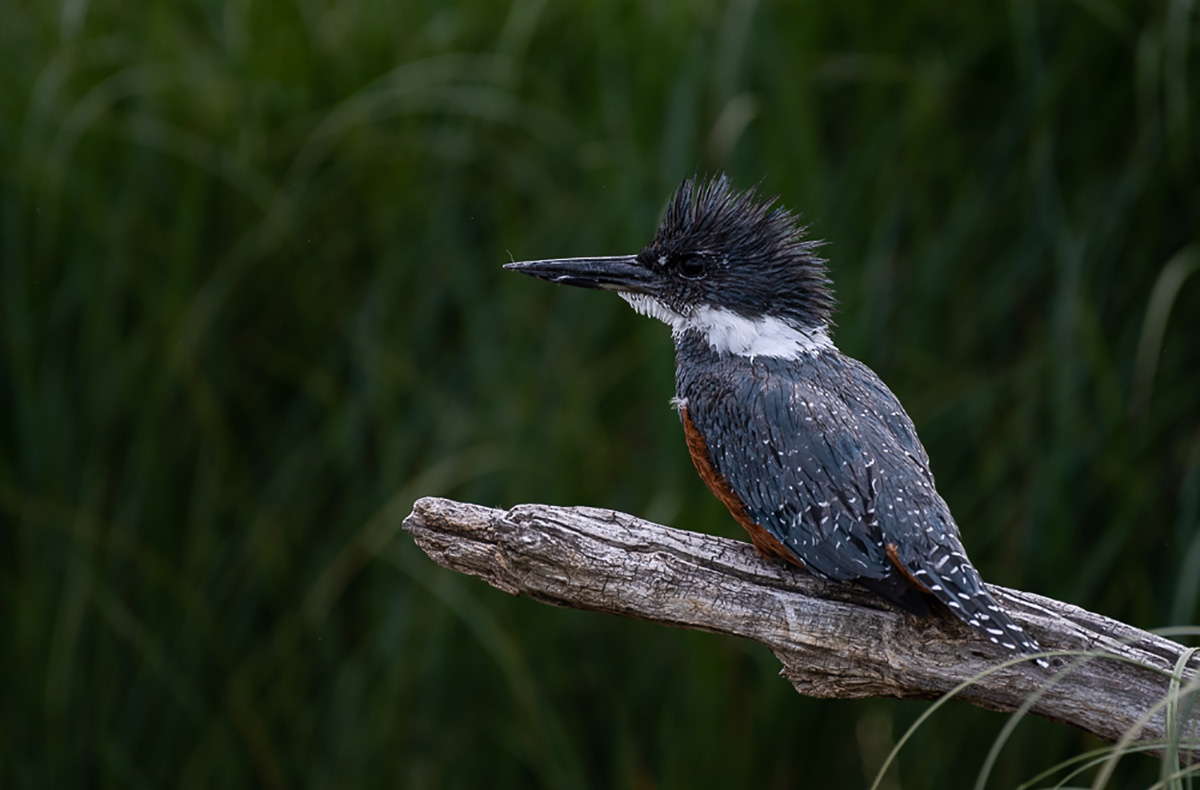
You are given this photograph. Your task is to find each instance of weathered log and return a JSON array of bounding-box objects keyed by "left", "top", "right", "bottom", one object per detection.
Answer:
[{"left": 403, "top": 496, "right": 1199, "bottom": 760}]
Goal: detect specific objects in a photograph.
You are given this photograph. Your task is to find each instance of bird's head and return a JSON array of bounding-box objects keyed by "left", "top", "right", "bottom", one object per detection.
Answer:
[{"left": 505, "top": 174, "right": 836, "bottom": 358}]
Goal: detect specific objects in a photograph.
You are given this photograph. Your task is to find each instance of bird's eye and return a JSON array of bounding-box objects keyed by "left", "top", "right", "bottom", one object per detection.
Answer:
[{"left": 677, "top": 256, "right": 706, "bottom": 279}]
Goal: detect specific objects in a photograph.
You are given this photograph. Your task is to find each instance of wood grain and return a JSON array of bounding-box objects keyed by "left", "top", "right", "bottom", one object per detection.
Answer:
[{"left": 403, "top": 496, "right": 1199, "bottom": 760}]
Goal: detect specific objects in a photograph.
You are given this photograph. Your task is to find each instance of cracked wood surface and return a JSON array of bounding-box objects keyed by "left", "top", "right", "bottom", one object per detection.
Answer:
[{"left": 403, "top": 496, "right": 1199, "bottom": 758}]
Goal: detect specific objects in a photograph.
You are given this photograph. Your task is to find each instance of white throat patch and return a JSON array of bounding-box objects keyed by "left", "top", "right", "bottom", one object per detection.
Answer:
[{"left": 619, "top": 293, "right": 833, "bottom": 359}]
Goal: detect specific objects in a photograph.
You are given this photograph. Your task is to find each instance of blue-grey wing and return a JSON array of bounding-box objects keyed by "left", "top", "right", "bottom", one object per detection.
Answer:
[
  {"left": 684, "top": 353, "right": 1042, "bottom": 655},
  {"left": 684, "top": 356, "right": 924, "bottom": 582}
]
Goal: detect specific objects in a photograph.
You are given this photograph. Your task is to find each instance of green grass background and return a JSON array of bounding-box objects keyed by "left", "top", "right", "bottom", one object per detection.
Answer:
[{"left": 3, "top": 0, "right": 1199, "bottom": 786}]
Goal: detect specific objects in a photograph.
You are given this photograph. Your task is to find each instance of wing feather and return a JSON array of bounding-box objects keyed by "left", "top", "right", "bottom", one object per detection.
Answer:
[{"left": 676, "top": 338, "right": 1043, "bottom": 660}]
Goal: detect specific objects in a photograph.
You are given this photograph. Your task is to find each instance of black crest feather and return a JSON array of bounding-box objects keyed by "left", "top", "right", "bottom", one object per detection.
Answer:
[{"left": 650, "top": 174, "right": 836, "bottom": 327}]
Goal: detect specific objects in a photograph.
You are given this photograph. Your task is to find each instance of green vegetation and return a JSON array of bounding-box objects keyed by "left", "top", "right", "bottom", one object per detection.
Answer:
[{"left": 2, "top": 0, "right": 1198, "bottom": 786}]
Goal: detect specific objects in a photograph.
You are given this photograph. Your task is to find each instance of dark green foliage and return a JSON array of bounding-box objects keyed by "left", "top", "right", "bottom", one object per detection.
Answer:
[{"left": 2, "top": 0, "right": 1197, "bottom": 786}]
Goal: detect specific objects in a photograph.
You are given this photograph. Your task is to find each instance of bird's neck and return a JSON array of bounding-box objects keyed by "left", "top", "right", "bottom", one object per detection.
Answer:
[
  {"left": 679, "top": 307, "right": 833, "bottom": 360},
  {"left": 620, "top": 293, "right": 833, "bottom": 360},
  {"left": 670, "top": 327, "right": 839, "bottom": 417}
]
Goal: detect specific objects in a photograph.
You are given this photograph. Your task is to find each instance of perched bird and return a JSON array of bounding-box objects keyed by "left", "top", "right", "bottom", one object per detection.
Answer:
[{"left": 505, "top": 174, "right": 1043, "bottom": 663}]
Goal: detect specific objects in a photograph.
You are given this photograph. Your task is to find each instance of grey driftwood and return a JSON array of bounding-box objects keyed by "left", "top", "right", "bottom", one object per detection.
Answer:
[{"left": 403, "top": 496, "right": 1198, "bottom": 760}]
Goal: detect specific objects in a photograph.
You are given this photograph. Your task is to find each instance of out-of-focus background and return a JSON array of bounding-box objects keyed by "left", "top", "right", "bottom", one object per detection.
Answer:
[{"left": 3, "top": 0, "right": 1199, "bottom": 786}]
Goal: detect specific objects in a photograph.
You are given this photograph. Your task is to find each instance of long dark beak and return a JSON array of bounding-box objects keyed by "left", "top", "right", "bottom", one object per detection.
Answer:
[{"left": 503, "top": 255, "right": 653, "bottom": 294}]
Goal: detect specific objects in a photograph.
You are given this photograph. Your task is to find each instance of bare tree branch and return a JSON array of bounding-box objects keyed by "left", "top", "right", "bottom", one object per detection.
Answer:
[{"left": 403, "top": 497, "right": 1199, "bottom": 760}]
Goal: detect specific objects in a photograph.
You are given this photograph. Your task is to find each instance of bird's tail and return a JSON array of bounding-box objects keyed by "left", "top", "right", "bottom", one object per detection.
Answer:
[
  {"left": 859, "top": 571, "right": 931, "bottom": 617},
  {"left": 909, "top": 544, "right": 1047, "bottom": 668}
]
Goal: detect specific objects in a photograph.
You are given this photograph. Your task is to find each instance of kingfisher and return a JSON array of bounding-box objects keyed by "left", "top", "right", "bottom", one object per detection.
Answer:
[{"left": 505, "top": 174, "right": 1044, "bottom": 663}]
